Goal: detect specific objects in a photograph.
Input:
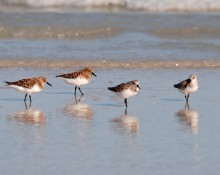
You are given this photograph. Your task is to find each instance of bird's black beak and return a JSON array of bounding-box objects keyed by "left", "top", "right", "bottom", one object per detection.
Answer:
[
  {"left": 92, "top": 72, "right": 97, "bottom": 77},
  {"left": 137, "top": 85, "right": 140, "bottom": 89},
  {"left": 46, "top": 82, "right": 52, "bottom": 86}
]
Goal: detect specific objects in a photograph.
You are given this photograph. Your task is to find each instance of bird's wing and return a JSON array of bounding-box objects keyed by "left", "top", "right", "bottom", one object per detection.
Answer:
[{"left": 174, "top": 79, "right": 191, "bottom": 90}]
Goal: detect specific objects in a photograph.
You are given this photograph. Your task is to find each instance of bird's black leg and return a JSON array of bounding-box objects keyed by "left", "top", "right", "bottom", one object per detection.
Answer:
[
  {"left": 185, "top": 95, "right": 186, "bottom": 100},
  {"left": 75, "top": 86, "right": 77, "bottom": 95},
  {"left": 74, "top": 95, "right": 77, "bottom": 103},
  {"left": 74, "top": 93, "right": 83, "bottom": 103},
  {"left": 24, "top": 101, "right": 28, "bottom": 109},
  {"left": 185, "top": 102, "right": 189, "bottom": 109},
  {"left": 74, "top": 86, "right": 77, "bottom": 96},
  {"left": 24, "top": 94, "right": 27, "bottom": 101},
  {"left": 29, "top": 95, "right": 32, "bottom": 103},
  {"left": 124, "top": 99, "right": 128, "bottom": 108},
  {"left": 186, "top": 94, "right": 189, "bottom": 103},
  {"left": 78, "top": 87, "right": 84, "bottom": 96}
]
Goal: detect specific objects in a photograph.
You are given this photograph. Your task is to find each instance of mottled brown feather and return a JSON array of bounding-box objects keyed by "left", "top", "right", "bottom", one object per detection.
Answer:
[
  {"left": 108, "top": 83, "right": 126, "bottom": 92},
  {"left": 108, "top": 81, "right": 138, "bottom": 92},
  {"left": 5, "top": 77, "right": 47, "bottom": 89},
  {"left": 6, "top": 78, "right": 37, "bottom": 89},
  {"left": 56, "top": 72, "right": 82, "bottom": 79},
  {"left": 174, "top": 79, "right": 191, "bottom": 90},
  {"left": 56, "top": 67, "right": 93, "bottom": 80}
]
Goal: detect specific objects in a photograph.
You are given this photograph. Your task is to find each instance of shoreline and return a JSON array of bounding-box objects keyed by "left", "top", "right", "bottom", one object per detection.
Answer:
[{"left": 0, "top": 59, "right": 220, "bottom": 69}]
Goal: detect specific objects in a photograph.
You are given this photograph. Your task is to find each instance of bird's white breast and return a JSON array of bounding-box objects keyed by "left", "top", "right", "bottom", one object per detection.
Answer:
[
  {"left": 116, "top": 89, "right": 138, "bottom": 99},
  {"left": 61, "top": 77, "right": 89, "bottom": 86},
  {"left": 9, "top": 84, "right": 42, "bottom": 94}
]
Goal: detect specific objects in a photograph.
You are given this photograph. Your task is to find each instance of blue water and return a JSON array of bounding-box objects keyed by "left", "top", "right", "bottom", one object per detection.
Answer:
[
  {"left": 0, "top": 68, "right": 220, "bottom": 174},
  {"left": 0, "top": 10, "right": 220, "bottom": 175},
  {"left": 0, "top": 13, "right": 220, "bottom": 61}
]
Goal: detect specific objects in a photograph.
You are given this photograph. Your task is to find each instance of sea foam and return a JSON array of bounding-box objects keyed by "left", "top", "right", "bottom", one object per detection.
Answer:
[{"left": 2, "top": 0, "right": 220, "bottom": 12}]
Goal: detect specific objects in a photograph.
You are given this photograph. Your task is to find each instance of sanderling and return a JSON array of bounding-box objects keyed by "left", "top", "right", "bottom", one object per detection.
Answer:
[
  {"left": 174, "top": 74, "right": 199, "bottom": 103},
  {"left": 56, "top": 67, "right": 97, "bottom": 96},
  {"left": 108, "top": 80, "right": 140, "bottom": 108},
  {"left": 5, "top": 76, "right": 52, "bottom": 102}
]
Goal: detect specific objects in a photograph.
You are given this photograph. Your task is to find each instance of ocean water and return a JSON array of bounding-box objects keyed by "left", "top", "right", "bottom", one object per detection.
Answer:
[
  {"left": 0, "top": 5, "right": 220, "bottom": 175},
  {"left": 0, "top": 11, "right": 220, "bottom": 69},
  {"left": 1, "top": 68, "right": 220, "bottom": 175}
]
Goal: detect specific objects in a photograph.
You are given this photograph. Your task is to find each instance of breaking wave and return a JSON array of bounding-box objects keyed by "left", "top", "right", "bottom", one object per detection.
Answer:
[{"left": 1, "top": 0, "right": 220, "bottom": 12}]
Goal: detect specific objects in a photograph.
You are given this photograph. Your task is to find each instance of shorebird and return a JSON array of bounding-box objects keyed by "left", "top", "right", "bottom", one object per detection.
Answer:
[
  {"left": 56, "top": 67, "right": 97, "bottom": 96},
  {"left": 108, "top": 80, "right": 140, "bottom": 108},
  {"left": 5, "top": 76, "right": 52, "bottom": 102},
  {"left": 174, "top": 74, "right": 199, "bottom": 103}
]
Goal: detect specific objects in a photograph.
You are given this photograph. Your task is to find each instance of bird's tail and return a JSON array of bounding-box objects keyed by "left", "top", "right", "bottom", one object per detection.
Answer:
[
  {"left": 108, "top": 87, "right": 117, "bottom": 92},
  {"left": 173, "top": 84, "right": 178, "bottom": 88},
  {"left": 4, "top": 81, "right": 11, "bottom": 86},
  {"left": 173, "top": 83, "right": 181, "bottom": 88}
]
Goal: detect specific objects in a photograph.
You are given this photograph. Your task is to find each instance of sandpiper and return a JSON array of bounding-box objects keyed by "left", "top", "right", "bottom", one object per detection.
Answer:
[
  {"left": 56, "top": 67, "right": 97, "bottom": 96},
  {"left": 174, "top": 74, "right": 199, "bottom": 103},
  {"left": 5, "top": 76, "right": 52, "bottom": 102},
  {"left": 108, "top": 80, "right": 140, "bottom": 108}
]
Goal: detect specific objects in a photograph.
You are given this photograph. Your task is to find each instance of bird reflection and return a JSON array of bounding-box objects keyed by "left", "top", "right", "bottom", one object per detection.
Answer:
[
  {"left": 176, "top": 104, "right": 199, "bottom": 134},
  {"left": 111, "top": 109, "right": 140, "bottom": 133},
  {"left": 10, "top": 102, "right": 46, "bottom": 125},
  {"left": 62, "top": 95, "right": 93, "bottom": 120}
]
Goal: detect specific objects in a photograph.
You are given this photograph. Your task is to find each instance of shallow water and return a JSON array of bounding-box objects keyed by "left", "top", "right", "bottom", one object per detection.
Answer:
[
  {"left": 0, "top": 8, "right": 220, "bottom": 175},
  {"left": 0, "top": 12, "right": 220, "bottom": 63},
  {"left": 0, "top": 68, "right": 220, "bottom": 175}
]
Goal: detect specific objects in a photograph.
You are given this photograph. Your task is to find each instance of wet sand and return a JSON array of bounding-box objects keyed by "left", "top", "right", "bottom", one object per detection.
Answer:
[
  {"left": 1, "top": 59, "right": 220, "bottom": 69},
  {"left": 0, "top": 68, "right": 220, "bottom": 175}
]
